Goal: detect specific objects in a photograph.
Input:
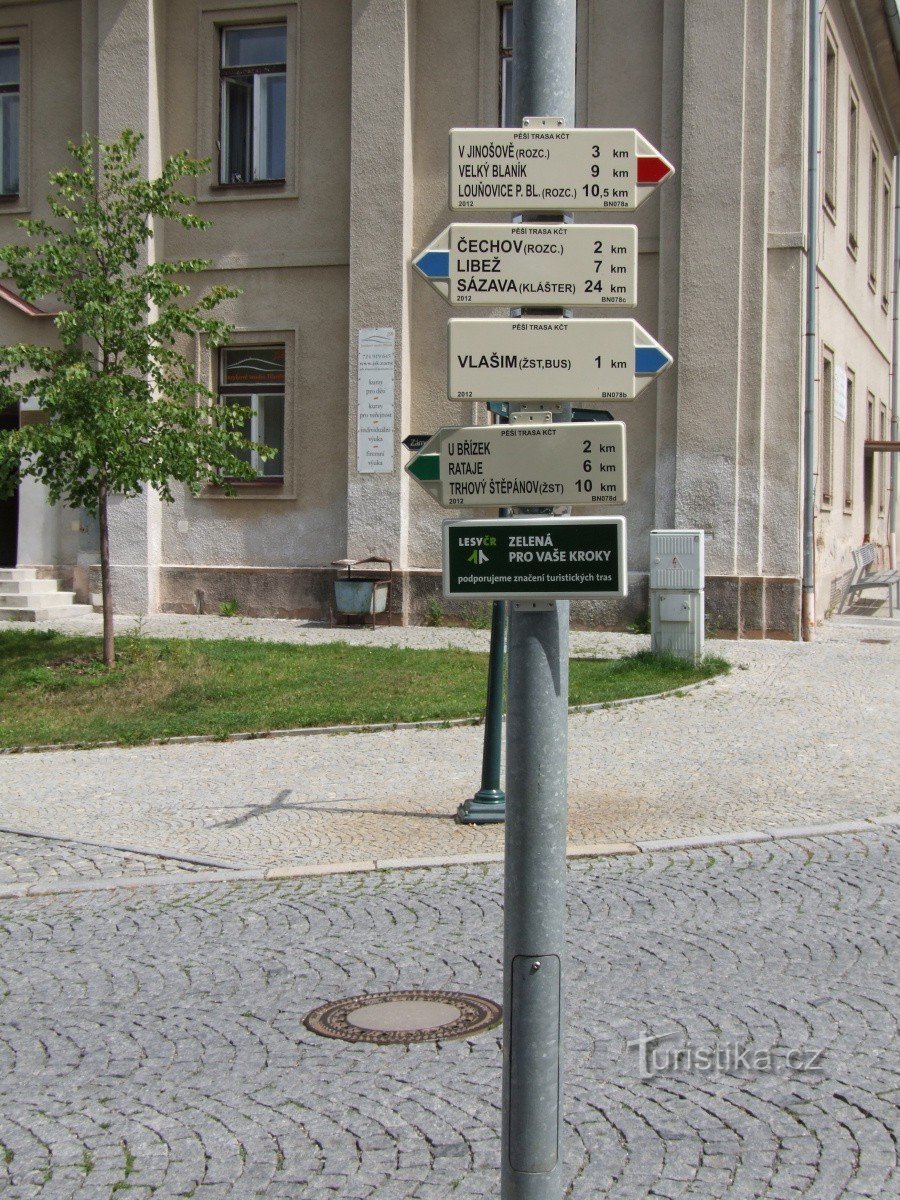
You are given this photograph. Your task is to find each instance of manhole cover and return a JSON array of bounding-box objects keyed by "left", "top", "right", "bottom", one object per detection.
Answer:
[{"left": 304, "top": 989, "right": 502, "bottom": 1044}]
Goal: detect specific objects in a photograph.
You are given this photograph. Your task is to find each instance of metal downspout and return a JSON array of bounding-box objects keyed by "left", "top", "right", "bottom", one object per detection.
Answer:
[
  {"left": 802, "top": 0, "right": 820, "bottom": 640},
  {"left": 891, "top": 154, "right": 899, "bottom": 565}
]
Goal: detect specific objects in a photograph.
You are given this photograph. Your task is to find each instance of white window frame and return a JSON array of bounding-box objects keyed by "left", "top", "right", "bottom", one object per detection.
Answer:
[
  {"left": 868, "top": 141, "right": 879, "bottom": 291},
  {"left": 847, "top": 87, "right": 858, "bottom": 256},
  {"left": 219, "top": 23, "right": 286, "bottom": 186},
  {"left": 820, "top": 348, "right": 834, "bottom": 509},
  {"left": 499, "top": 3, "right": 513, "bottom": 127},
  {"left": 881, "top": 173, "right": 891, "bottom": 311},
  {"left": 843, "top": 368, "right": 855, "bottom": 513},
  {"left": 879, "top": 403, "right": 888, "bottom": 514},
  {"left": 196, "top": 3, "right": 298, "bottom": 204},
  {"left": 0, "top": 23, "right": 28, "bottom": 214},
  {"left": 822, "top": 31, "right": 838, "bottom": 218},
  {"left": 198, "top": 327, "right": 297, "bottom": 499},
  {"left": 219, "top": 343, "right": 285, "bottom": 479}
]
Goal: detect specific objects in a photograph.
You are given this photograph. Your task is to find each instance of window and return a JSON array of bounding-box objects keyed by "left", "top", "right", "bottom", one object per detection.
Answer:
[
  {"left": 868, "top": 143, "right": 879, "bottom": 289},
  {"left": 219, "top": 345, "right": 285, "bottom": 478},
  {"left": 0, "top": 43, "right": 19, "bottom": 196},
  {"left": 864, "top": 391, "right": 876, "bottom": 533},
  {"left": 823, "top": 34, "right": 837, "bottom": 214},
  {"left": 847, "top": 90, "right": 858, "bottom": 253},
  {"left": 499, "top": 4, "right": 513, "bottom": 127},
  {"left": 882, "top": 175, "right": 891, "bottom": 310},
  {"left": 879, "top": 403, "right": 888, "bottom": 514},
  {"left": 820, "top": 350, "right": 834, "bottom": 508},
  {"left": 843, "top": 369, "right": 854, "bottom": 512},
  {"left": 219, "top": 24, "right": 286, "bottom": 185}
]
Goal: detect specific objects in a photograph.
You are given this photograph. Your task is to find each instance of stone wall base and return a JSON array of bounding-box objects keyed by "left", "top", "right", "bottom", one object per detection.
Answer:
[{"left": 85, "top": 564, "right": 801, "bottom": 638}]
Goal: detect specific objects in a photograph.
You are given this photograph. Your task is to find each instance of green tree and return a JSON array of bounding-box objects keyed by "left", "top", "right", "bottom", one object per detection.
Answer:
[{"left": 0, "top": 131, "right": 268, "bottom": 665}]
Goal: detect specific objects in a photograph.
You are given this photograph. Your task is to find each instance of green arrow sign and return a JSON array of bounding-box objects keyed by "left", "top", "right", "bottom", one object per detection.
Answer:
[
  {"left": 407, "top": 452, "right": 439, "bottom": 482},
  {"left": 404, "top": 422, "right": 626, "bottom": 508}
]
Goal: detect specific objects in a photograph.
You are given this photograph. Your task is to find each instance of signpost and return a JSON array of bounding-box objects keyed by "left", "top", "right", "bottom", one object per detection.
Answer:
[
  {"left": 443, "top": 516, "right": 626, "bottom": 601},
  {"left": 450, "top": 125, "right": 673, "bottom": 212},
  {"left": 449, "top": 316, "right": 671, "bottom": 401},
  {"left": 413, "top": 222, "right": 637, "bottom": 307},
  {"left": 405, "top": 4, "right": 675, "bottom": 1190},
  {"left": 406, "top": 421, "right": 626, "bottom": 507},
  {"left": 402, "top": 433, "right": 431, "bottom": 452}
]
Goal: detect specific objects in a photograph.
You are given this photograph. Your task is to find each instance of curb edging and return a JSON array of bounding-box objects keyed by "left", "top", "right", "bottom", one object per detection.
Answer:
[{"left": 0, "top": 816, "right": 894, "bottom": 901}]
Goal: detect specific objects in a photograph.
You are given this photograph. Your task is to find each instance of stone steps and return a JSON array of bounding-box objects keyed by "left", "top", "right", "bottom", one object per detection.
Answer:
[
  {"left": 0, "top": 605, "right": 95, "bottom": 622},
  {"left": 0, "top": 567, "right": 38, "bottom": 582},
  {"left": 0, "top": 591, "right": 80, "bottom": 608},
  {"left": 0, "top": 568, "right": 94, "bottom": 622},
  {"left": 0, "top": 578, "right": 61, "bottom": 595}
]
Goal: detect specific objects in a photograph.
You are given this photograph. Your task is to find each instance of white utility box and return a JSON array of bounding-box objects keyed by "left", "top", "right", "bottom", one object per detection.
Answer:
[{"left": 649, "top": 529, "right": 705, "bottom": 661}]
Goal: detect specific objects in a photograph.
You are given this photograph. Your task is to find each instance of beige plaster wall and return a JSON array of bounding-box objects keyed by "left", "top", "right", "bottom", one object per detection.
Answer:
[
  {"left": 815, "top": 0, "right": 894, "bottom": 613},
  {"left": 3, "top": 0, "right": 898, "bottom": 632},
  {"left": 157, "top": 0, "right": 351, "bottom": 570},
  {"left": 162, "top": 264, "right": 349, "bottom": 567}
]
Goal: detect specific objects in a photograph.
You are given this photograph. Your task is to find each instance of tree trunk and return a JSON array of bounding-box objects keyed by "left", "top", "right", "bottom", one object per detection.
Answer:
[{"left": 98, "top": 477, "right": 115, "bottom": 667}]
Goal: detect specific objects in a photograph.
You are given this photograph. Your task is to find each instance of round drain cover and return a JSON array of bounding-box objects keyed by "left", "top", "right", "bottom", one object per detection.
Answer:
[{"left": 304, "top": 989, "right": 502, "bottom": 1044}]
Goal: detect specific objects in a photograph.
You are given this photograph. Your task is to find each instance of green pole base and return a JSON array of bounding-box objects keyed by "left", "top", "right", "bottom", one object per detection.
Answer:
[{"left": 456, "top": 790, "right": 506, "bottom": 825}]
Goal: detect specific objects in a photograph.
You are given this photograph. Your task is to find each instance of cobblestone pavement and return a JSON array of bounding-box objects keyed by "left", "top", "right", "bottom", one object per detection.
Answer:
[
  {"left": 0, "top": 621, "right": 897, "bottom": 871},
  {"left": 0, "top": 832, "right": 214, "bottom": 890},
  {"left": 0, "top": 830, "right": 896, "bottom": 1199}
]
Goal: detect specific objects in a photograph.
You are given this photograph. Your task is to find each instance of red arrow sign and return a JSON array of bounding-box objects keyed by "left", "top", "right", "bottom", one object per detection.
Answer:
[{"left": 637, "top": 156, "right": 673, "bottom": 185}]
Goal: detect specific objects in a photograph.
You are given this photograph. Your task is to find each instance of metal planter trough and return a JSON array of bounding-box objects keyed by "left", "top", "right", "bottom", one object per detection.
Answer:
[{"left": 331, "top": 557, "right": 393, "bottom": 628}]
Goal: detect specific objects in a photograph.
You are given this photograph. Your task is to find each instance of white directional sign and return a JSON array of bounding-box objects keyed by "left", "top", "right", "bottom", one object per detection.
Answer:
[
  {"left": 450, "top": 127, "right": 674, "bottom": 212},
  {"left": 413, "top": 223, "right": 637, "bottom": 307},
  {"left": 448, "top": 318, "right": 671, "bottom": 402},
  {"left": 406, "top": 421, "right": 626, "bottom": 507}
]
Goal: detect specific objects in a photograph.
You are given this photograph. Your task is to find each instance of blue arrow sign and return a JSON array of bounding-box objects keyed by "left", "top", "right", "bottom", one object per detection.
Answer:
[
  {"left": 634, "top": 345, "right": 671, "bottom": 375},
  {"left": 414, "top": 250, "right": 450, "bottom": 280}
]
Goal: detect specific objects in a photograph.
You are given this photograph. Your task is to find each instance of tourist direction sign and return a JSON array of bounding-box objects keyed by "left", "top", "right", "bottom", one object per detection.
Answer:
[
  {"left": 402, "top": 433, "right": 431, "bottom": 452},
  {"left": 443, "top": 516, "right": 627, "bottom": 601},
  {"left": 413, "top": 223, "right": 637, "bottom": 307},
  {"left": 406, "top": 421, "right": 626, "bottom": 508},
  {"left": 449, "top": 317, "right": 671, "bottom": 402},
  {"left": 450, "top": 127, "right": 673, "bottom": 212}
]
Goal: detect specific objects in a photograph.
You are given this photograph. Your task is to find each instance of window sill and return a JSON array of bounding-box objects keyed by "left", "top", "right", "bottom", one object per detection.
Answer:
[
  {"left": 847, "top": 239, "right": 858, "bottom": 260},
  {"left": 211, "top": 179, "right": 286, "bottom": 191},
  {"left": 199, "top": 181, "right": 296, "bottom": 204},
  {"left": 219, "top": 476, "right": 285, "bottom": 487},
  {"left": 201, "top": 476, "right": 295, "bottom": 501},
  {"left": 822, "top": 197, "right": 837, "bottom": 226}
]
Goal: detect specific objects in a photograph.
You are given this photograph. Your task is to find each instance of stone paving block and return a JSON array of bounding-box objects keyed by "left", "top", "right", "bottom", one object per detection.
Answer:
[
  {"left": 568, "top": 841, "right": 640, "bottom": 857},
  {"left": 763, "top": 821, "right": 876, "bottom": 839},
  {"left": 0, "top": 620, "right": 896, "bottom": 875},
  {"left": 0, "top": 830, "right": 895, "bottom": 1198}
]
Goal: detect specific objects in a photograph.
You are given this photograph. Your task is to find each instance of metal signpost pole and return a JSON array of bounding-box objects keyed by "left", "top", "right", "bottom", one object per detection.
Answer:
[
  {"left": 458, "top": 512, "right": 510, "bottom": 826},
  {"left": 502, "top": 3, "right": 576, "bottom": 1198}
]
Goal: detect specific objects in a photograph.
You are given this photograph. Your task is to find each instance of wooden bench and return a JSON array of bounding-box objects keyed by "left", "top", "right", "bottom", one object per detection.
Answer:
[{"left": 837, "top": 544, "right": 900, "bottom": 617}]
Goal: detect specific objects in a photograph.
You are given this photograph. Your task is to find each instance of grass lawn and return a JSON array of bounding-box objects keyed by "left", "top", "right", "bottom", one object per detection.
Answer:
[{"left": 0, "top": 629, "right": 729, "bottom": 750}]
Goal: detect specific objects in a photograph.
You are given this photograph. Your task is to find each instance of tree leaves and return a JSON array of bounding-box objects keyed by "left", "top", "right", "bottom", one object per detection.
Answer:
[{"left": 0, "top": 129, "right": 272, "bottom": 512}]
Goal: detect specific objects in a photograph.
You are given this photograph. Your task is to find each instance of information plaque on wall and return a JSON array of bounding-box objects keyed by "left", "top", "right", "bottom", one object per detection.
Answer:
[{"left": 357, "top": 327, "right": 395, "bottom": 474}]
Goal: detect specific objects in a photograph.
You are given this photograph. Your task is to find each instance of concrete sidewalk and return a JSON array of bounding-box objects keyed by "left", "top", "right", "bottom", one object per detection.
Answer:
[{"left": 0, "top": 617, "right": 897, "bottom": 875}]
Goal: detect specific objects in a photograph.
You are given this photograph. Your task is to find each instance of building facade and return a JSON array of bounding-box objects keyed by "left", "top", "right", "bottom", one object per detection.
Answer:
[{"left": 1, "top": 0, "right": 898, "bottom": 635}]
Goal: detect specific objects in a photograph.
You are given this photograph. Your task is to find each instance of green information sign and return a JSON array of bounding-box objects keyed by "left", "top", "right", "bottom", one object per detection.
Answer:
[{"left": 443, "top": 516, "right": 627, "bottom": 601}]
